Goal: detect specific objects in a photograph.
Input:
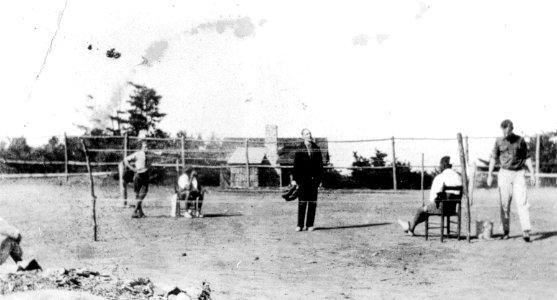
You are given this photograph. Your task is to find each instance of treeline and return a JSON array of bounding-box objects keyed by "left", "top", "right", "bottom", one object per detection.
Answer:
[
  {"left": 322, "top": 150, "right": 436, "bottom": 190},
  {"left": 0, "top": 129, "right": 221, "bottom": 185}
]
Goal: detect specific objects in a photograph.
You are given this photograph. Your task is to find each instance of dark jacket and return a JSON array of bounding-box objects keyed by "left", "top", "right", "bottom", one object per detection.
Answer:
[{"left": 293, "top": 141, "right": 324, "bottom": 187}]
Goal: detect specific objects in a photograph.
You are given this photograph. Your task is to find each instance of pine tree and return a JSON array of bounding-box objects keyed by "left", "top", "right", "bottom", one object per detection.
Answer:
[{"left": 126, "top": 82, "right": 167, "bottom": 137}]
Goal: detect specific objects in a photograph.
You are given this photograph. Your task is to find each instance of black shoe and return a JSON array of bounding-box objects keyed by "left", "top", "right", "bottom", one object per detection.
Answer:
[
  {"left": 523, "top": 231, "right": 531, "bottom": 243},
  {"left": 500, "top": 231, "right": 510, "bottom": 240}
]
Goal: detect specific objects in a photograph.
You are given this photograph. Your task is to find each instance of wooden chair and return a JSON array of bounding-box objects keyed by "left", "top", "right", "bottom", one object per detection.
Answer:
[{"left": 425, "top": 186, "right": 462, "bottom": 242}]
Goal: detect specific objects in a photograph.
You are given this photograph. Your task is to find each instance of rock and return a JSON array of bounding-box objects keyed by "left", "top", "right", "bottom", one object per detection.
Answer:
[
  {"left": 17, "top": 259, "right": 42, "bottom": 272},
  {"left": 176, "top": 292, "right": 192, "bottom": 300},
  {"left": 142, "top": 285, "right": 153, "bottom": 295},
  {"left": 43, "top": 268, "right": 65, "bottom": 277},
  {"left": 153, "top": 285, "right": 165, "bottom": 296},
  {"left": 199, "top": 281, "right": 212, "bottom": 300},
  {"left": 166, "top": 286, "right": 184, "bottom": 296}
]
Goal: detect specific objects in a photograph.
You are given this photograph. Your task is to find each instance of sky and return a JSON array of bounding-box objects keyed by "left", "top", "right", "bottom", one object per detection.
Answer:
[{"left": 1, "top": 1, "right": 557, "bottom": 168}]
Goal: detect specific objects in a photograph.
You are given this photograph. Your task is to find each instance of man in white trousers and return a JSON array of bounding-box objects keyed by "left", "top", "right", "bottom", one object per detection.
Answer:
[{"left": 487, "top": 119, "right": 535, "bottom": 242}]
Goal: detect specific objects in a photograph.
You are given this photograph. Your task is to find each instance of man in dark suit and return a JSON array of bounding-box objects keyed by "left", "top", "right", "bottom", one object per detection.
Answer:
[{"left": 292, "top": 128, "right": 324, "bottom": 232}]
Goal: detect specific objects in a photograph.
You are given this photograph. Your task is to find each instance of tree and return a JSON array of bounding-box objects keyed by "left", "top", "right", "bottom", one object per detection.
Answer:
[
  {"left": 125, "top": 82, "right": 167, "bottom": 137},
  {"left": 350, "top": 149, "right": 434, "bottom": 189},
  {"left": 5, "top": 137, "right": 32, "bottom": 160},
  {"left": 528, "top": 133, "right": 557, "bottom": 186},
  {"left": 371, "top": 149, "right": 387, "bottom": 167},
  {"left": 351, "top": 149, "right": 392, "bottom": 189}
]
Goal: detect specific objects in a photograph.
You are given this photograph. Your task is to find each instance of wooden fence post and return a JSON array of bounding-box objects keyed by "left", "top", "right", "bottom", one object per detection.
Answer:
[
  {"left": 181, "top": 136, "right": 186, "bottom": 172},
  {"left": 391, "top": 136, "right": 397, "bottom": 191},
  {"left": 121, "top": 134, "right": 128, "bottom": 207},
  {"left": 457, "top": 133, "right": 471, "bottom": 242},
  {"left": 245, "top": 139, "right": 250, "bottom": 188},
  {"left": 469, "top": 162, "right": 477, "bottom": 207},
  {"left": 536, "top": 134, "right": 541, "bottom": 188},
  {"left": 63, "top": 132, "right": 69, "bottom": 181},
  {"left": 421, "top": 153, "right": 425, "bottom": 206},
  {"left": 119, "top": 162, "right": 126, "bottom": 207},
  {"left": 465, "top": 135, "right": 470, "bottom": 163},
  {"left": 80, "top": 139, "right": 98, "bottom": 242},
  {"left": 123, "top": 133, "right": 128, "bottom": 158}
]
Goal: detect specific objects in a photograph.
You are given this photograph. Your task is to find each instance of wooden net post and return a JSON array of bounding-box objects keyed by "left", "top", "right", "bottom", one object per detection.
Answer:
[
  {"left": 63, "top": 132, "right": 69, "bottom": 181},
  {"left": 465, "top": 135, "right": 470, "bottom": 163},
  {"left": 457, "top": 133, "right": 471, "bottom": 242},
  {"left": 181, "top": 135, "right": 186, "bottom": 172},
  {"left": 421, "top": 153, "right": 425, "bottom": 206},
  {"left": 469, "top": 162, "right": 477, "bottom": 207},
  {"left": 119, "top": 162, "right": 126, "bottom": 207},
  {"left": 245, "top": 139, "right": 250, "bottom": 188},
  {"left": 536, "top": 134, "right": 541, "bottom": 188},
  {"left": 391, "top": 136, "right": 397, "bottom": 191},
  {"left": 80, "top": 139, "right": 98, "bottom": 242},
  {"left": 121, "top": 134, "right": 128, "bottom": 207},
  {"left": 123, "top": 133, "right": 128, "bottom": 158}
]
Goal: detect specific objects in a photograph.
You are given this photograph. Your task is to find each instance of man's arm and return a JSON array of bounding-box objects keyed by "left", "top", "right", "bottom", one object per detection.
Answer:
[
  {"left": 429, "top": 176, "right": 442, "bottom": 203},
  {"left": 487, "top": 140, "right": 499, "bottom": 187},
  {"left": 123, "top": 152, "right": 137, "bottom": 172},
  {"left": 314, "top": 147, "right": 324, "bottom": 185},
  {"left": 292, "top": 150, "right": 301, "bottom": 186},
  {"left": 522, "top": 138, "right": 536, "bottom": 186},
  {"left": 487, "top": 157, "right": 496, "bottom": 187},
  {"left": 525, "top": 158, "right": 535, "bottom": 186}
]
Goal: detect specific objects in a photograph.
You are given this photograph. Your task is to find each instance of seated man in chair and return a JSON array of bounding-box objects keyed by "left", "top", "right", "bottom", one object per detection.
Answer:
[
  {"left": 177, "top": 168, "right": 205, "bottom": 218},
  {"left": 398, "top": 156, "right": 462, "bottom": 236}
]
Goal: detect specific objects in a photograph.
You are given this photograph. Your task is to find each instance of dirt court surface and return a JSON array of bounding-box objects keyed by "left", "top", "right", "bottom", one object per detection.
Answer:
[{"left": 1, "top": 178, "right": 556, "bottom": 299}]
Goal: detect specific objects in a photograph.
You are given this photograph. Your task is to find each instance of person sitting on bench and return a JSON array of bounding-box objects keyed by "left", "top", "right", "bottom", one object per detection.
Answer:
[
  {"left": 397, "top": 156, "right": 462, "bottom": 236},
  {"left": 177, "top": 168, "right": 205, "bottom": 218}
]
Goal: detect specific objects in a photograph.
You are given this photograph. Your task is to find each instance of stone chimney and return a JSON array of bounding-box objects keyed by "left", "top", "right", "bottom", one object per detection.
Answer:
[{"left": 265, "top": 124, "right": 279, "bottom": 166}]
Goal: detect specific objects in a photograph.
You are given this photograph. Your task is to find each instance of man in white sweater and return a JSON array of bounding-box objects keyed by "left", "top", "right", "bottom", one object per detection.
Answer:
[{"left": 398, "top": 156, "right": 462, "bottom": 236}]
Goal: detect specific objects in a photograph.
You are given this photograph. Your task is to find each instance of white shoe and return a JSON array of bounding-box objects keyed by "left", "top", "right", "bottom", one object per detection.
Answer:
[
  {"left": 196, "top": 212, "right": 204, "bottom": 218},
  {"left": 184, "top": 211, "right": 193, "bottom": 218},
  {"left": 295, "top": 227, "right": 302, "bottom": 232},
  {"left": 307, "top": 227, "right": 315, "bottom": 232},
  {"left": 397, "top": 219, "right": 410, "bottom": 231}
]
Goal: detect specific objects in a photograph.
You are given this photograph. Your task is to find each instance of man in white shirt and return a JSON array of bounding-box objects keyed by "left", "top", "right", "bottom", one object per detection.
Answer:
[
  {"left": 398, "top": 156, "right": 462, "bottom": 236},
  {"left": 124, "top": 140, "right": 150, "bottom": 218},
  {"left": 177, "top": 168, "right": 205, "bottom": 218}
]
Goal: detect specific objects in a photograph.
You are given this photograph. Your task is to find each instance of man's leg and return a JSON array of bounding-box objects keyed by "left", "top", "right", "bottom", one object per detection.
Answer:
[
  {"left": 498, "top": 170, "right": 513, "bottom": 236},
  {"left": 189, "top": 191, "right": 203, "bottom": 217},
  {"left": 138, "top": 184, "right": 148, "bottom": 217},
  {"left": 513, "top": 171, "right": 531, "bottom": 240},
  {"left": 409, "top": 206, "right": 430, "bottom": 233},
  {"left": 186, "top": 193, "right": 196, "bottom": 211},
  {"left": 305, "top": 189, "right": 318, "bottom": 229},
  {"left": 132, "top": 174, "right": 142, "bottom": 217},
  {"left": 197, "top": 192, "right": 204, "bottom": 211},
  {"left": 297, "top": 200, "right": 308, "bottom": 230},
  {"left": 306, "top": 200, "right": 317, "bottom": 229}
]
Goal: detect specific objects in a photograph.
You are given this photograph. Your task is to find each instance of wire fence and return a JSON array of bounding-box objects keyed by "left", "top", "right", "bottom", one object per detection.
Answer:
[{"left": 1, "top": 133, "right": 556, "bottom": 189}]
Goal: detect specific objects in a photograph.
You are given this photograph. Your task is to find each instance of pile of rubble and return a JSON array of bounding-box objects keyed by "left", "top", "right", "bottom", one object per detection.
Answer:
[{"left": 0, "top": 267, "right": 211, "bottom": 300}]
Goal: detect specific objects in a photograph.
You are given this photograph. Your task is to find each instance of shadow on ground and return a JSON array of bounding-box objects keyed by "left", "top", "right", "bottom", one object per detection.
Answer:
[{"left": 316, "top": 222, "right": 391, "bottom": 231}]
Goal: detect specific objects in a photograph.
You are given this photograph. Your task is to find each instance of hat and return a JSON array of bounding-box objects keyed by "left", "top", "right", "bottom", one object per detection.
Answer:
[
  {"left": 500, "top": 119, "right": 513, "bottom": 129},
  {"left": 282, "top": 185, "right": 299, "bottom": 201},
  {"left": 440, "top": 156, "right": 452, "bottom": 170}
]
